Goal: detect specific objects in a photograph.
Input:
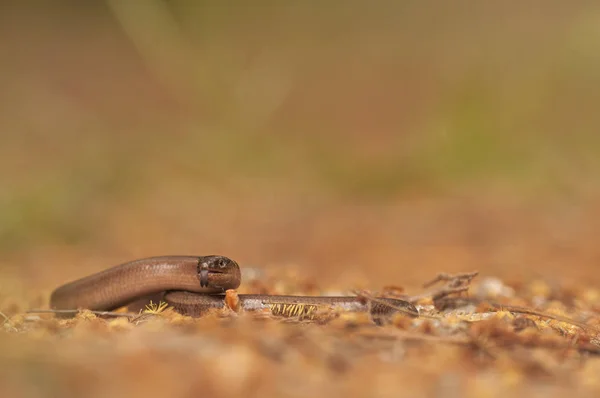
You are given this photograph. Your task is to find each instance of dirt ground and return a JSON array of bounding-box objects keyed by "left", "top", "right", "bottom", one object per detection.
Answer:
[
  {"left": 3, "top": 194, "right": 600, "bottom": 398},
  {"left": 2, "top": 3, "right": 600, "bottom": 397}
]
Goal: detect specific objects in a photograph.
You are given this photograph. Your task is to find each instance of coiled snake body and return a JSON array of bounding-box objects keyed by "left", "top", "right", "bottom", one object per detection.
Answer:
[{"left": 50, "top": 255, "right": 418, "bottom": 321}]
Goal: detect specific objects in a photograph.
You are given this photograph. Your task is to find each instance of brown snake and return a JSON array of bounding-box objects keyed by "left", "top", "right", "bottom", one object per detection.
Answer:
[{"left": 50, "top": 255, "right": 418, "bottom": 321}]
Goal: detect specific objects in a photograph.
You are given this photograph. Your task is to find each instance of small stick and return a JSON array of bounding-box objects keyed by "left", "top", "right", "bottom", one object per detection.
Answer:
[
  {"left": 26, "top": 309, "right": 137, "bottom": 318},
  {"left": 483, "top": 303, "right": 600, "bottom": 334},
  {"left": 352, "top": 290, "right": 424, "bottom": 318},
  {"left": 408, "top": 286, "right": 471, "bottom": 304},
  {"left": 405, "top": 271, "right": 479, "bottom": 307},
  {"left": 422, "top": 271, "right": 479, "bottom": 288}
]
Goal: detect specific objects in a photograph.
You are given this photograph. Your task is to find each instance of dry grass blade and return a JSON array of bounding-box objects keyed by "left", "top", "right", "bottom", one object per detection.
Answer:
[
  {"left": 0, "top": 311, "right": 10, "bottom": 324},
  {"left": 142, "top": 300, "right": 169, "bottom": 314},
  {"left": 0, "top": 311, "right": 18, "bottom": 332}
]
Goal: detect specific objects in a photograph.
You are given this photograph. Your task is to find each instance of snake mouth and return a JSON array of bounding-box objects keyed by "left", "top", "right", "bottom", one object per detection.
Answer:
[
  {"left": 199, "top": 269, "right": 208, "bottom": 287},
  {"left": 208, "top": 268, "right": 228, "bottom": 274},
  {"left": 199, "top": 268, "right": 228, "bottom": 287}
]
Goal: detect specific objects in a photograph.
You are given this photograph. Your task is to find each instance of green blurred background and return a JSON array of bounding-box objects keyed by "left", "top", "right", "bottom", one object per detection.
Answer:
[{"left": 2, "top": 1, "right": 600, "bottom": 305}]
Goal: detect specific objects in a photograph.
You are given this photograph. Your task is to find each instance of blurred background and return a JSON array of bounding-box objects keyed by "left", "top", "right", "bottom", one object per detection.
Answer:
[{"left": 2, "top": 1, "right": 600, "bottom": 307}]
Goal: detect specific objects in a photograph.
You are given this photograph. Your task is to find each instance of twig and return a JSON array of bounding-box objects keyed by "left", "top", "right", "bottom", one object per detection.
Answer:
[
  {"left": 405, "top": 271, "right": 479, "bottom": 307},
  {"left": 432, "top": 286, "right": 471, "bottom": 301},
  {"left": 407, "top": 286, "right": 471, "bottom": 304},
  {"left": 352, "top": 290, "right": 429, "bottom": 319},
  {"left": 26, "top": 309, "right": 137, "bottom": 318},
  {"left": 422, "top": 271, "right": 479, "bottom": 289},
  {"left": 483, "top": 303, "right": 600, "bottom": 334}
]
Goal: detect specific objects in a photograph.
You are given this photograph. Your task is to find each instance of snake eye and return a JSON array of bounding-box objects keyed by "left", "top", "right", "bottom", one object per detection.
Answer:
[{"left": 218, "top": 258, "right": 228, "bottom": 268}]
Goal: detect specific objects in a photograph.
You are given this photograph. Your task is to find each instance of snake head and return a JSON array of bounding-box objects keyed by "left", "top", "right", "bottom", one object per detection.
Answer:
[{"left": 197, "top": 255, "right": 240, "bottom": 289}]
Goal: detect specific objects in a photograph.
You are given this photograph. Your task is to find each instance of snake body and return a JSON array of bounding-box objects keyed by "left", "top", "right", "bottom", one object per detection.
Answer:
[{"left": 50, "top": 255, "right": 418, "bottom": 321}]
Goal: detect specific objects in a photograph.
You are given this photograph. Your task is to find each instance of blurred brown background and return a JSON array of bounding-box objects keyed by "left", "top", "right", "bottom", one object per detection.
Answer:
[{"left": 2, "top": 1, "right": 600, "bottom": 307}]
